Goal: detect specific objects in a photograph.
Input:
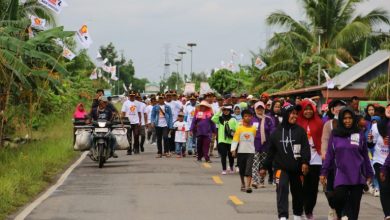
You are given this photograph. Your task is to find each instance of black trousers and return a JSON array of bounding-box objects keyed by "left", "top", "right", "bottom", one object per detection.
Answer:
[
  {"left": 127, "top": 124, "right": 140, "bottom": 152},
  {"left": 155, "top": 126, "right": 169, "bottom": 154},
  {"left": 325, "top": 168, "right": 336, "bottom": 209},
  {"left": 168, "top": 129, "right": 175, "bottom": 152},
  {"left": 374, "top": 163, "right": 390, "bottom": 217},
  {"left": 139, "top": 125, "right": 145, "bottom": 150},
  {"left": 333, "top": 185, "right": 364, "bottom": 220},
  {"left": 276, "top": 170, "right": 304, "bottom": 219},
  {"left": 217, "top": 142, "right": 234, "bottom": 171},
  {"left": 302, "top": 165, "right": 321, "bottom": 215}
]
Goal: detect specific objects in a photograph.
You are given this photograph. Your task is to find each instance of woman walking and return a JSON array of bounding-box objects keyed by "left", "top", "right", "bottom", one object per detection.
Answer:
[{"left": 320, "top": 107, "right": 374, "bottom": 220}]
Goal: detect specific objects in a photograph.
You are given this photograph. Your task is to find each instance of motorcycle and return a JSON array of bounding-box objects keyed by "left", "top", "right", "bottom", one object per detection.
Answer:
[{"left": 91, "top": 120, "right": 113, "bottom": 168}]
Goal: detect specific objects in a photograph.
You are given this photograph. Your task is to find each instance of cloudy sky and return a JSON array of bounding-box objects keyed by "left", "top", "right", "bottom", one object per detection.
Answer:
[{"left": 58, "top": 0, "right": 390, "bottom": 82}]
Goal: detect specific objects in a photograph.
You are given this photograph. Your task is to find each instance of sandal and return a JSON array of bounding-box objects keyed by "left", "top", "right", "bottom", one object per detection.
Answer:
[
  {"left": 246, "top": 187, "right": 253, "bottom": 193},
  {"left": 251, "top": 184, "right": 258, "bottom": 189}
]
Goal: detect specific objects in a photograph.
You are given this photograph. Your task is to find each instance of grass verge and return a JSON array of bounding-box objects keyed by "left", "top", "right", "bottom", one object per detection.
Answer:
[{"left": 0, "top": 116, "right": 79, "bottom": 220}]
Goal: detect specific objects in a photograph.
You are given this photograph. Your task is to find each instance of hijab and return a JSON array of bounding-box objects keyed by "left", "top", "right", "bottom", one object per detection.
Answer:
[{"left": 332, "top": 107, "right": 360, "bottom": 137}]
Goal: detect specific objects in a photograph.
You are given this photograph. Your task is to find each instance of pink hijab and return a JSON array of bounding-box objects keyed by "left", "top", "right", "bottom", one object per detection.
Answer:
[{"left": 73, "top": 103, "right": 87, "bottom": 119}]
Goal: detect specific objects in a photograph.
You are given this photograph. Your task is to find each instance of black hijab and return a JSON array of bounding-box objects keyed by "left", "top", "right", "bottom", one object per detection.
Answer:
[
  {"left": 281, "top": 104, "right": 301, "bottom": 129},
  {"left": 332, "top": 107, "right": 360, "bottom": 137},
  {"left": 219, "top": 105, "right": 233, "bottom": 124}
]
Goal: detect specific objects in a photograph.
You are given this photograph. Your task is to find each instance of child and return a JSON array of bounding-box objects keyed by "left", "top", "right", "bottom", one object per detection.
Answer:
[
  {"left": 174, "top": 112, "right": 187, "bottom": 158},
  {"left": 231, "top": 109, "right": 256, "bottom": 193}
]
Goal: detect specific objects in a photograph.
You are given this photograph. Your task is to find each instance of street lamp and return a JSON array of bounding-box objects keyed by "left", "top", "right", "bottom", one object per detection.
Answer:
[
  {"left": 174, "top": 58, "right": 181, "bottom": 90},
  {"left": 178, "top": 51, "right": 186, "bottom": 76},
  {"left": 187, "top": 43, "right": 197, "bottom": 81}
]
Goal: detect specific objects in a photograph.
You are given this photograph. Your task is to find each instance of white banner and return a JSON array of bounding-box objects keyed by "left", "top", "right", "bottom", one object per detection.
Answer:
[
  {"left": 76, "top": 25, "right": 93, "bottom": 48},
  {"left": 200, "top": 82, "right": 212, "bottom": 96},
  {"left": 30, "top": 15, "right": 46, "bottom": 30},
  {"left": 102, "top": 64, "right": 111, "bottom": 73},
  {"left": 38, "top": 0, "right": 67, "bottom": 14},
  {"left": 62, "top": 47, "right": 76, "bottom": 60},
  {"left": 183, "top": 83, "right": 196, "bottom": 96},
  {"left": 322, "top": 70, "right": 335, "bottom": 89}
]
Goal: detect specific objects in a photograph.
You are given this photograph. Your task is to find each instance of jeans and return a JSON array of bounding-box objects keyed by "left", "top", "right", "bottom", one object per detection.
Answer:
[
  {"left": 175, "top": 142, "right": 185, "bottom": 155},
  {"left": 186, "top": 134, "right": 196, "bottom": 153},
  {"left": 155, "top": 126, "right": 169, "bottom": 154}
]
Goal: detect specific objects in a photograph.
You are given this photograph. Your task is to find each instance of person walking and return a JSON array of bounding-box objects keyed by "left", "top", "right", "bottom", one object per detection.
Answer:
[
  {"left": 151, "top": 94, "right": 173, "bottom": 158},
  {"left": 173, "top": 112, "right": 187, "bottom": 158},
  {"left": 121, "top": 90, "right": 142, "bottom": 155},
  {"left": 320, "top": 107, "right": 374, "bottom": 220},
  {"left": 231, "top": 109, "right": 256, "bottom": 193},
  {"left": 251, "top": 101, "right": 274, "bottom": 188},
  {"left": 260, "top": 103, "right": 310, "bottom": 220},
  {"left": 184, "top": 94, "right": 198, "bottom": 156},
  {"left": 297, "top": 99, "right": 323, "bottom": 220},
  {"left": 211, "top": 104, "right": 237, "bottom": 174},
  {"left": 190, "top": 100, "right": 215, "bottom": 163}
]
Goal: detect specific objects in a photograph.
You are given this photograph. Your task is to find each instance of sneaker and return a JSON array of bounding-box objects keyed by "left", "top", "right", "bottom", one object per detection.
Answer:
[
  {"left": 293, "top": 216, "right": 302, "bottom": 220},
  {"left": 279, "top": 218, "right": 287, "bottom": 220},
  {"left": 221, "top": 170, "right": 227, "bottom": 175},
  {"left": 341, "top": 216, "right": 348, "bottom": 220},
  {"left": 374, "top": 189, "right": 380, "bottom": 197},
  {"left": 127, "top": 151, "right": 132, "bottom": 155},
  {"left": 385, "top": 216, "right": 390, "bottom": 220},
  {"left": 235, "top": 167, "right": 240, "bottom": 173},
  {"left": 151, "top": 142, "right": 157, "bottom": 146},
  {"left": 328, "top": 209, "right": 336, "bottom": 220},
  {"left": 112, "top": 152, "right": 118, "bottom": 158},
  {"left": 369, "top": 185, "right": 375, "bottom": 194}
]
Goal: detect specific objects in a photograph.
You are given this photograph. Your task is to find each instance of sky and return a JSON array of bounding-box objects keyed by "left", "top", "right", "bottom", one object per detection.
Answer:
[{"left": 57, "top": 0, "right": 390, "bottom": 83}]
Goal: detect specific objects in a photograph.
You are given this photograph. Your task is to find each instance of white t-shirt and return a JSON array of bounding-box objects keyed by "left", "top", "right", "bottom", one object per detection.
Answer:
[
  {"left": 184, "top": 103, "right": 196, "bottom": 131},
  {"left": 145, "top": 105, "right": 153, "bottom": 124},
  {"left": 121, "top": 100, "right": 141, "bottom": 124},
  {"left": 372, "top": 123, "right": 390, "bottom": 165},
  {"left": 137, "top": 101, "right": 146, "bottom": 126},
  {"left": 157, "top": 105, "right": 168, "bottom": 127},
  {"left": 174, "top": 121, "right": 187, "bottom": 143},
  {"left": 307, "top": 126, "right": 322, "bottom": 165},
  {"left": 166, "top": 100, "right": 182, "bottom": 122}
]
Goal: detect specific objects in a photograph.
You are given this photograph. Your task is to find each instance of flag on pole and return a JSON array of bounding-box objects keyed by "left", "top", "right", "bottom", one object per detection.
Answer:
[
  {"left": 122, "top": 83, "right": 128, "bottom": 92},
  {"left": 255, "top": 57, "right": 267, "bottom": 70},
  {"left": 102, "top": 64, "right": 111, "bottom": 73},
  {"left": 110, "top": 65, "right": 117, "bottom": 75},
  {"left": 89, "top": 68, "right": 98, "bottom": 80},
  {"left": 76, "top": 25, "right": 93, "bottom": 48},
  {"left": 97, "top": 69, "right": 102, "bottom": 78},
  {"left": 62, "top": 47, "right": 76, "bottom": 60},
  {"left": 335, "top": 58, "right": 349, "bottom": 68},
  {"left": 322, "top": 70, "right": 335, "bottom": 89},
  {"left": 111, "top": 72, "right": 118, "bottom": 81},
  {"left": 96, "top": 51, "right": 102, "bottom": 60},
  {"left": 30, "top": 15, "right": 46, "bottom": 30},
  {"left": 38, "top": 0, "right": 67, "bottom": 14},
  {"left": 230, "top": 49, "right": 238, "bottom": 57}
]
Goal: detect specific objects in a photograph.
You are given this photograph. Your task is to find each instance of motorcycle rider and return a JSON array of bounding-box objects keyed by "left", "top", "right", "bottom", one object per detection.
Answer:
[{"left": 90, "top": 96, "right": 118, "bottom": 158}]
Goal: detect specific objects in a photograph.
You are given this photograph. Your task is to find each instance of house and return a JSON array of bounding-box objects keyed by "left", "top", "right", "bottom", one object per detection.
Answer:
[{"left": 270, "top": 50, "right": 390, "bottom": 101}]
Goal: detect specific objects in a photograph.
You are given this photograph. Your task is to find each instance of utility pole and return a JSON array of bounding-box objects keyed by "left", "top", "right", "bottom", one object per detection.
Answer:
[
  {"left": 187, "top": 43, "right": 197, "bottom": 81},
  {"left": 317, "top": 28, "right": 325, "bottom": 86},
  {"left": 163, "top": 44, "right": 170, "bottom": 92}
]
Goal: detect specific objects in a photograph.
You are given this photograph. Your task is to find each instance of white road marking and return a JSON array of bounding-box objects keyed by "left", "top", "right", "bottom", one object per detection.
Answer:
[{"left": 14, "top": 152, "right": 88, "bottom": 220}]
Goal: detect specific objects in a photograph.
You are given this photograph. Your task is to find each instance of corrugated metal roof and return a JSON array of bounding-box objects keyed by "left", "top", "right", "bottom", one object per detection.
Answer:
[{"left": 324, "top": 50, "right": 390, "bottom": 90}]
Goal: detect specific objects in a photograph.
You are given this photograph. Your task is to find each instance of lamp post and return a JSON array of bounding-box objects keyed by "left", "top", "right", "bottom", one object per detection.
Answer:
[
  {"left": 187, "top": 43, "right": 197, "bottom": 81},
  {"left": 174, "top": 58, "right": 181, "bottom": 90},
  {"left": 317, "top": 28, "right": 325, "bottom": 86}
]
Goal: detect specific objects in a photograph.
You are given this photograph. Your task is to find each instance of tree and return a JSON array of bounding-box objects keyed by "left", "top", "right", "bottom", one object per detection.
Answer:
[
  {"left": 160, "top": 72, "right": 184, "bottom": 92},
  {"left": 209, "top": 69, "right": 238, "bottom": 95}
]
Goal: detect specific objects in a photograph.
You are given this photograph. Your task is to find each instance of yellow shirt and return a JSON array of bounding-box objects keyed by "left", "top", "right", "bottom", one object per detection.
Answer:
[{"left": 231, "top": 125, "right": 256, "bottom": 153}]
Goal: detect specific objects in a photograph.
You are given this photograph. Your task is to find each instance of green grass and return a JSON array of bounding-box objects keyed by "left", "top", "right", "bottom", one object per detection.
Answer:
[{"left": 0, "top": 116, "right": 79, "bottom": 220}]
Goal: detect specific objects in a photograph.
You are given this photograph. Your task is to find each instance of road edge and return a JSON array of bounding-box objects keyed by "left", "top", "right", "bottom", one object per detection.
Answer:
[{"left": 13, "top": 151, "right": 88, "bottom": 220}]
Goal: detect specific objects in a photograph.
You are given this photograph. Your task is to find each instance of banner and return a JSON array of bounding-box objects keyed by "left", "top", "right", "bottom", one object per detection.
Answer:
[
  {"left": 335, "top": 57, "right": 349, "bottom": 68},
  {"left": 97, "top": 69, "right": 102, "bottom": 78},
  {"left": 122, "top": 83, "right": 128, "bottom": 92},
  {"left": 38, "top": 0, "right": 67, "bottom": 14},
  {"left": 110, "top": 65, "right": 117, "bottom": 75},
  {"left": 62, "top": 47, "right": 76, "bottom": 60},
  {"left": 183, "top": 83, "right": 195, "bottom": 96},
  {"left": 200, "top": 82, "right": 212, "bottom": 96},
  {"left": 255, "top": 57, "right": 267, "bottom": 70},
  {"left": 54, "top": 38, "right": 64, "bottom": 47},
  {"left": 30, "top": 15, "right": 46, "bottom": 30},
  {"left": 322, "top": 70, "right": 335, "bottom": 89},
  {"left": 111, "top": 72, "right": 118, "bottom": 81},
  {"left": 76, "top": 25, "right": 93, "bottom": 48},
  {"left": 102, "top": 64, "right": 111, "bottom": 73}
]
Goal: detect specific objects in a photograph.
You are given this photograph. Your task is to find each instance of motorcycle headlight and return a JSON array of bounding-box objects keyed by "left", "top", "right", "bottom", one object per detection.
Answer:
[{"left": 98, "top": 121, "right": 107, "bottom": 128}]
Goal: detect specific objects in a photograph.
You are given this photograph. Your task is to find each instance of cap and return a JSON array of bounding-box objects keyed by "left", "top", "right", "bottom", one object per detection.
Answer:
[
  {"left": 157, "top": 94, "right": 165, "bottom": 99},
  {"left": 282, "top": 103, "right": 302, "bottom": 112},
  {"left": 99, "top": 96, "right": 108, "bottom": 102},
  {"left": 222, "top": 104, "right": 233, "bottom": 110},
  {"left": 128, "top": 90, "right": 136, "bottom": 96},
  {"left": 189, "top": 94, "right": 197, "bottom": 100}
]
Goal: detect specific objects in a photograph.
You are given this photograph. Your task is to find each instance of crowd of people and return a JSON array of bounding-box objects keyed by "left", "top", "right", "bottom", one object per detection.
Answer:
[{"left": 74, "top": 89, "right": 390, "bottom": 220}]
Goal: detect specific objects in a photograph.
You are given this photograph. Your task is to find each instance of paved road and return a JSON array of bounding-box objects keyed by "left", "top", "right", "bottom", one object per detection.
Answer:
[{"left": 22, "top": 144, "right": 384, "bottom": 220}]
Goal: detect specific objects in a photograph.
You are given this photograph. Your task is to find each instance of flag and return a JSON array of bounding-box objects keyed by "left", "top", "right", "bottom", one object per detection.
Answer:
[
  {"left": 335, "top": 58, "right": 349, "bottom": 68},
  {"left": 111, "top": 72, "right": 118, "bottom": 81},
  {"left": 110, "top": 65, "right": 117, "bottom": 75},
  {"left": 322, "top": 70, "right": 335, "bottom": 89},
  {"left": 102, "top": 58, "right": 108, "bottom": 64},
  {"left": 200, "top": 82, "right": 212, "bottom": 96},
  {"left": 122, "top": 83, "right": 128, "bottom": 92},
  {"left": 96, "top": 51, "right": 102, "bottom": 60},
  {"left": 38, "top": 0, "right": 67, "bottom": 14},
  {"left": 255, "top": 57, "right": 267, "bottom": 70},
  {"left": 76, "top": 25, "right": 93, "bottom": 48},
  {"left": 30, "top": 15, "right": 46, "bottom": 30},
  {"left": 89, "top": 68, "right": 98, "bottom": 80},
  {"left": 183, "top": 83, "right": 195, "bottom": 96},
  {"left": 102, "top": 64, "right": 111, "bottom": 73},
  {"left": 54, "top": 38, "right": 64, "bottom": 47},
  {"left": 62, "top": 47, "right": 76, "bottom": 60},
  {"left": 97, "top": 69, "right": 102, "bottom": 78}
]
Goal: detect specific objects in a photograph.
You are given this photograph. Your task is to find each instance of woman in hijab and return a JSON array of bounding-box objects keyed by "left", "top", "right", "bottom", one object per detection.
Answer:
[
  {"left": 212, "top": 104, "right": 238, "bottom": 174},
  {"left": 320, "top": 107, "right": 373, "bottom": 220},
  {"left": 232, "top": 104, "right": 243, "bottom": 123},
  {"left": 297, "top": 99, "right": 323, "bottom": 220},
  {"left": 251, "top": 101, "right": 275, "bottom": 188},
  {"left": 73, "top": 103, "right": 88, "bottom": 120},
  {"left": 268, "top": 100, "right": 283, "bottom": 128}
]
